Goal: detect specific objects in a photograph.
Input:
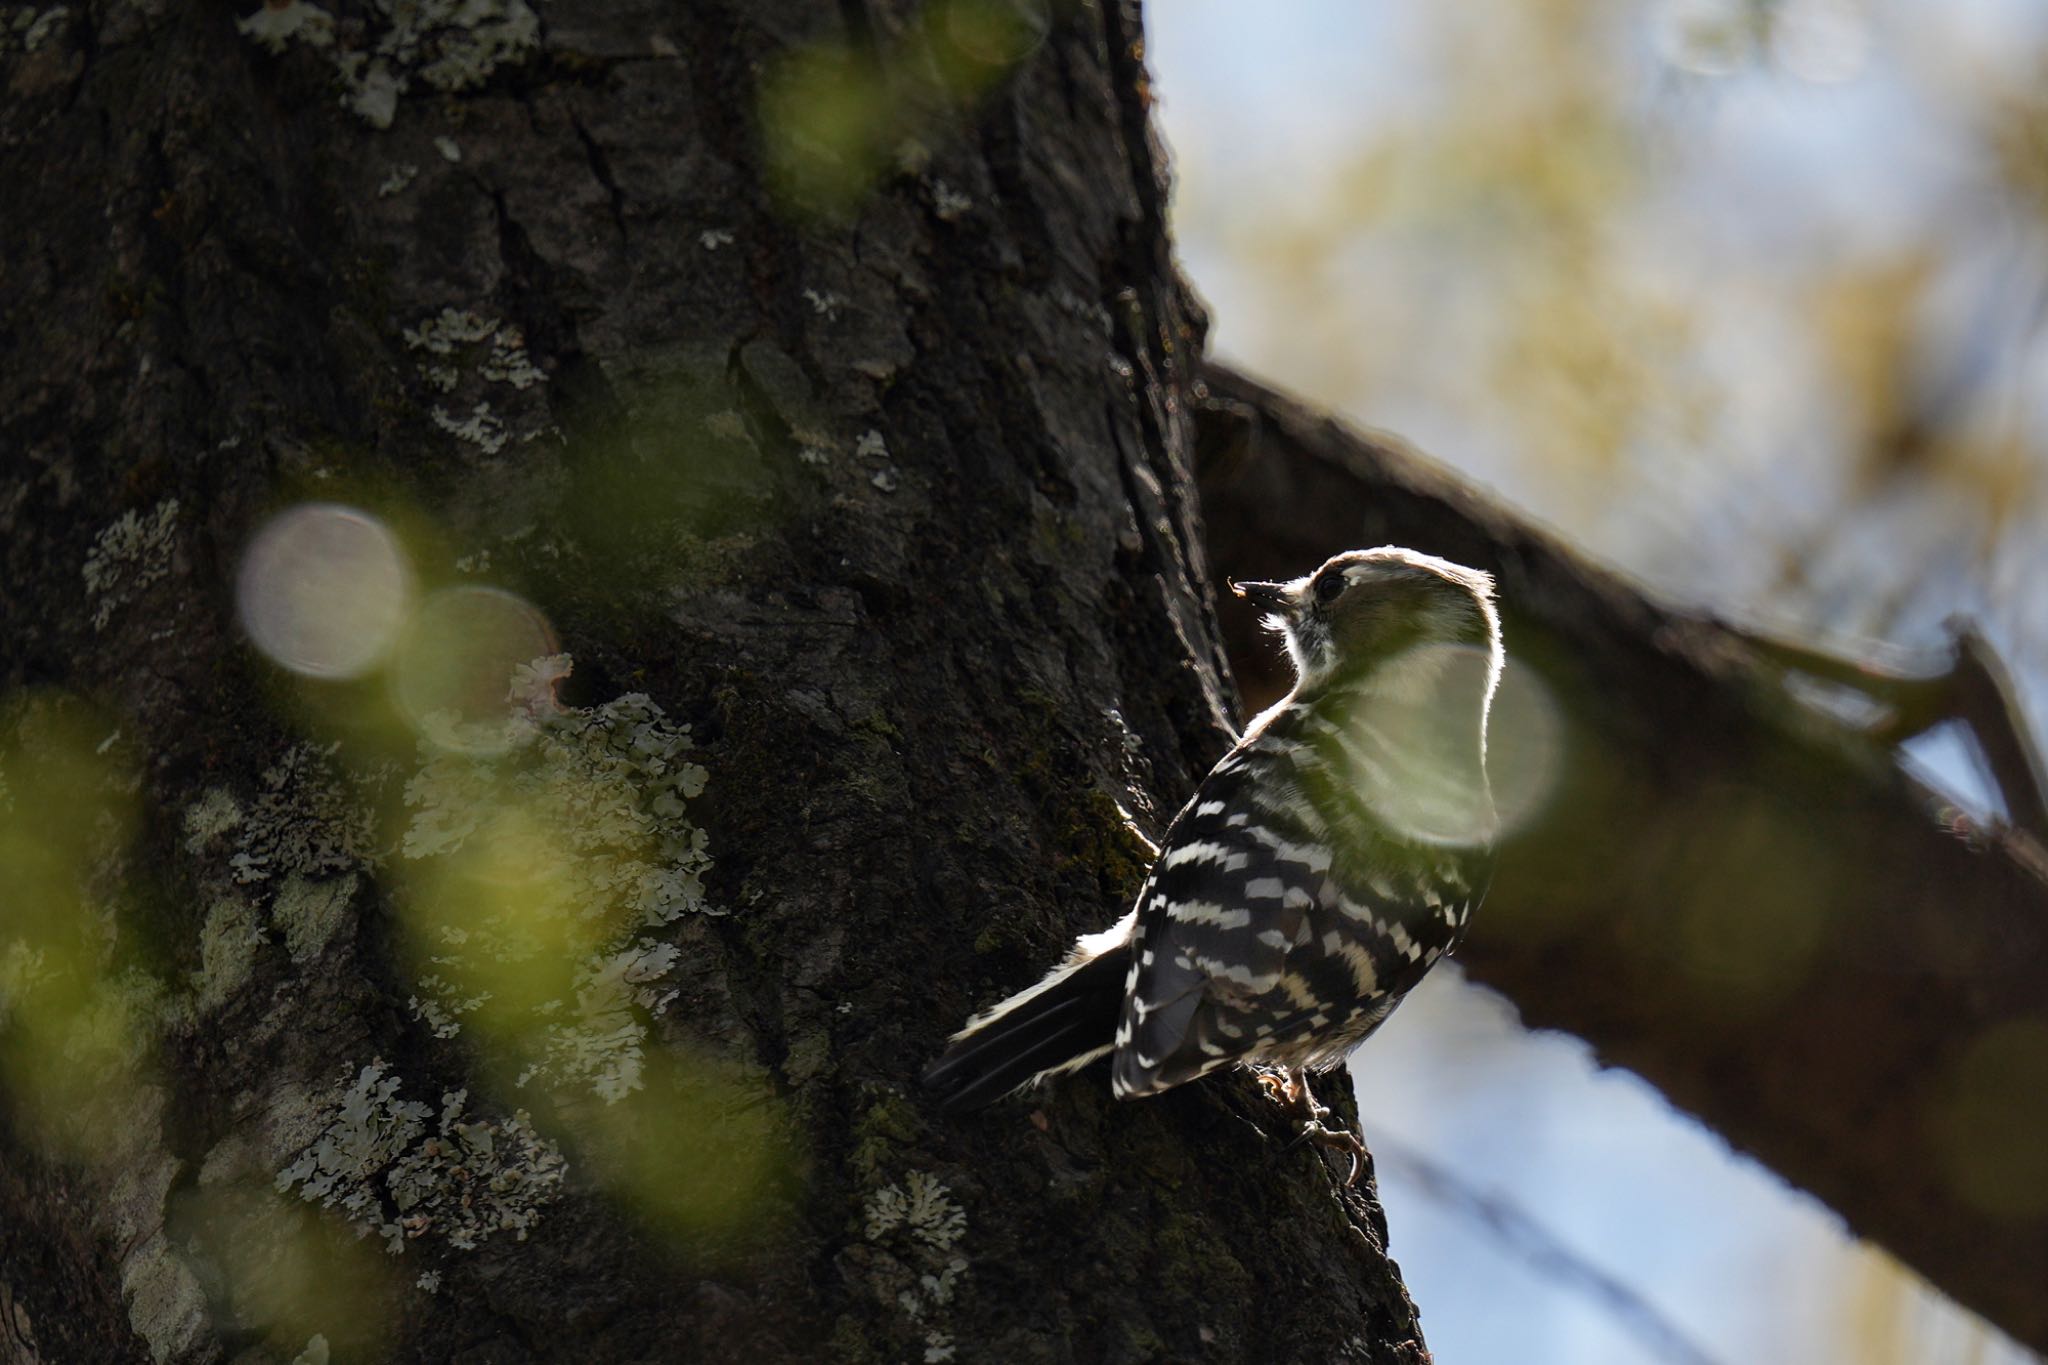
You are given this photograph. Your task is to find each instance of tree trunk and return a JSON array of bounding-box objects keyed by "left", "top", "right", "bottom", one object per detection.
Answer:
[{"left": 0, "top": 3, "right": 1428, "bottom": 1362}]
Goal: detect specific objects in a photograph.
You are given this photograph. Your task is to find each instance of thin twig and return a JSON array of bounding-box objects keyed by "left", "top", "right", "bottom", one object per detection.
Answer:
[
  {"left": 1730, "top": 619, "right": 2048, "bottom": 843},
  {"left": 1367, "top": 1127, "right": 1731, "bottom": 1365}
]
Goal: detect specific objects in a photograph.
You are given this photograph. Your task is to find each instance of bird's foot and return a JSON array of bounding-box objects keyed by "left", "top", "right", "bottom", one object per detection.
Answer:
[
  {"left": 1256, "top": 1067, "right": 1365, "bottom": 1186},
  {"left": 1255, "top": 1065, "right": 1327, "bottom": 1121},
  {"left": 1299, "top": 1120, "right": 1367, "bottom": 1187}
]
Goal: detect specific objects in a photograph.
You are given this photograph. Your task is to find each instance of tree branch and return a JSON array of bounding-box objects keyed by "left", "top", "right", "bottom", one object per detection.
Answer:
[{"left": 1194, "top": 362, "right": 2048, "bottom": 1353}]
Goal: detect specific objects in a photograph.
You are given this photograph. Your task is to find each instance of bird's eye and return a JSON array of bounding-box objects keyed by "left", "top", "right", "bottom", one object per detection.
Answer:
[{"left": 1314, "top": 571, "right": 1347, "bottom": 604}]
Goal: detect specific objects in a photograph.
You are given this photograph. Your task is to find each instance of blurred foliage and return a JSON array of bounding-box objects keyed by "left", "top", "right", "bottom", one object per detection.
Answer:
[
  {"left": 555, "top": 372, "right": 791, "bottom": 587},
  {"left": 282, "top": 507, "right": 790, "bottom": 1268},
  {"left": 761, "top": 0, "right": 1050, "bottom": 214},
  {"left": 0, "top": 695, "right": 151, "bottom": 1162},
  {"left": 572, "top": 1048, "right": 794, "bottom": 1253},
  {"left": 170, "top": 1181, "right": 395, "bottom": 1359},
  {"left": 1168, "top": 0, "right": 2048, "bottom": 676},
  {"left": 0, "top": 490, "right": 793, "bottom": 1306}
]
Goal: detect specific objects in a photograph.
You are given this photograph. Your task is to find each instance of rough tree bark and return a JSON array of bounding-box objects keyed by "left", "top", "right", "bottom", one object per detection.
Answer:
[
  {"left": 1197, "top": 364, "right": 2048, "bottom": 1355},
  {"left": 0, "top": 3, "right": 1430, "bottom": 1363}
]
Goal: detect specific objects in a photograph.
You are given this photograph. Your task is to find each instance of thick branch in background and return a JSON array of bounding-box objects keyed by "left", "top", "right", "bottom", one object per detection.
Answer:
[
  {"left": 1196, "top": 363, "right": 2048, "bottom": 1354},
  {"left": 0, "top": 3, "right": 1435, "bottom": 1362}
]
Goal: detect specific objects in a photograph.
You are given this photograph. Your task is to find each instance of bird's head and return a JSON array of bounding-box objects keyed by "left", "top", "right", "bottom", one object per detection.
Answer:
[{"left": 1231, "top": 547, "right": 1501, "bottom": 697}]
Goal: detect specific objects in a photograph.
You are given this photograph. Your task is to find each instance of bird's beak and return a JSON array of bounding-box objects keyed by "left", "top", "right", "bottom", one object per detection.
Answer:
[{"left": 1229, "top": 579, "right": 1294, "bottom": 616}]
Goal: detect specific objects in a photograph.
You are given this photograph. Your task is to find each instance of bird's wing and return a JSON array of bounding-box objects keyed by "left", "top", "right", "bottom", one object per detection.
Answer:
[
  {"left": 1109, "top": 751, "right": 1325, "bottom": 1097},
  {"left": 1110, "top": 747, "right": 1485, "bottom": 1098}
]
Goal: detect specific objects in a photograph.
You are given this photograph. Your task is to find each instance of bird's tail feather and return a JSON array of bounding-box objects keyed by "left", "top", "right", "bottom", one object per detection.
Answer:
[{"left": 922, "top": 942, "right": 1130, "bottom": 1113}]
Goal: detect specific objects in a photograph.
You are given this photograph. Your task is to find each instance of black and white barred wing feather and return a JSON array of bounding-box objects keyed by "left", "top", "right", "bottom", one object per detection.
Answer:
[
  {"left": 1106, "top": 761, "right": 1317, "bottom": 1094},
  {"left": 925, "top": 729, "right": 1480, "bottom": 1112},
  {"left": 1110, "top": 731, "right": 1474, "bottom": 1099}
]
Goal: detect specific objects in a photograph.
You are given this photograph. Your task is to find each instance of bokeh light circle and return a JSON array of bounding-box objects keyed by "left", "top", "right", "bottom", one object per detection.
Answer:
[
  {"left": 1931, "top": 1017, "right": 2048, "bottom": 1219},
  {"left": 237, "top": 504, "right": 414, "bottom": 679},
  {"left": 390, "top": 586, "right": 557, "bottom": 752},
  {"left": 1487, "top": 656, "right": 1566, "bottom": 839},
  {"left": 1327, "top": 643, "right": 1561, "bottom": 848}
]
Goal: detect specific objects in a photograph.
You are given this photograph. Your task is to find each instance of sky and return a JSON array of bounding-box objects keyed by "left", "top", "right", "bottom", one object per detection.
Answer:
[{"left": 1146, "top": 3, "right": 2048, "bottom": 1362}]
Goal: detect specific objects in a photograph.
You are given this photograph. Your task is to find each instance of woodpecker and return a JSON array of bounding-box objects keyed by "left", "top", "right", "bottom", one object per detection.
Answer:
[{"left": 923, "top": 548, "right": 1502, "bottom": 1168}]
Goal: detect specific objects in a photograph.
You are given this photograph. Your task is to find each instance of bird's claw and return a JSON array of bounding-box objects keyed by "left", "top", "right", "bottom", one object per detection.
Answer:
[
  {"left": 1255, "top": 1066, "right": 1328, "bottom": 1122},
  {"left": 1257, "top": 1067, "right": 1365, "bottom": 1186},
  {"left": 1299, "top": 1120, "right": 1367, "bottom": 1187}
]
